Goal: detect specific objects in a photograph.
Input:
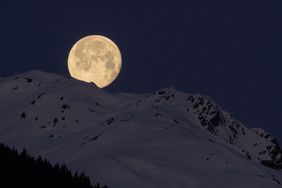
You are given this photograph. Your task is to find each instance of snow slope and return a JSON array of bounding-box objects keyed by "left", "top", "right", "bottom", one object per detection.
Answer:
[{"left": 0, "top": 70, "right": 281, "bottom": 188}]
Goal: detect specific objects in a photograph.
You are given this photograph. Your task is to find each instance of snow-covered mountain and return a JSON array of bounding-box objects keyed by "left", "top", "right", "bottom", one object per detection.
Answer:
[{"left": 0, "top": 70, "right": 281, "bottom": 188}]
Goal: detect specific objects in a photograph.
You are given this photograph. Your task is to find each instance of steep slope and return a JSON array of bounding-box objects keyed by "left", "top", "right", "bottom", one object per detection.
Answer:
[{"left": 0, "top": 70, "right": 281, "bottom": 188}]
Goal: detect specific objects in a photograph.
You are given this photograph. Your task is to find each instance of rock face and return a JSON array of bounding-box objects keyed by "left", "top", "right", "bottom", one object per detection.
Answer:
[
  {"left": 184, "top": 92, "right": 282, "bottom": 169},
  {"left": 0, "top": 70, "right": 281, "bottom": 188},
  {"left": 133, "top": 86, "right": 282, "bottom": 169}
]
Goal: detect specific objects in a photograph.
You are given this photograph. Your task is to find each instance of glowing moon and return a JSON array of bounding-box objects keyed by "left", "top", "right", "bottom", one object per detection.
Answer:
[{"left": 68, "top": 35, "right": 122, "bottom": 88}]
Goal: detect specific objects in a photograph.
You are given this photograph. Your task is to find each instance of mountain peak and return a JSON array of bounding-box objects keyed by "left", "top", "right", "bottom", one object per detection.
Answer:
[{"left": 160, "top": 84, "right": 177, "bottom": 91}]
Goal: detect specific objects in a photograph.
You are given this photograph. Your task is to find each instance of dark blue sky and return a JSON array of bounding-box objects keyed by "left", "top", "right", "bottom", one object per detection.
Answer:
[{"left": 0, "top": 1, "right": 282, "bottom": 142}]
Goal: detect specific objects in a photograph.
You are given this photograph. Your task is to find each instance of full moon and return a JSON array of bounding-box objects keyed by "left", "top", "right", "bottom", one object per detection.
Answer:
[{"left": 68, "top": 35, "right": 122, "bottom": 88}]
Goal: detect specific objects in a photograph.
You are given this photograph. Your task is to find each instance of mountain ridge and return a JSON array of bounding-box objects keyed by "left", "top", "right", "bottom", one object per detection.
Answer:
[{"left": 0, "top": 70, "right": 281, "bottom": 188}]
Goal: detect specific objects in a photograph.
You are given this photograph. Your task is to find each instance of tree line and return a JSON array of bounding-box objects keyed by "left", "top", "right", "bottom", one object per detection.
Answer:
[{"left": 0, "top": 143, "right": 108, "bottom": 188}]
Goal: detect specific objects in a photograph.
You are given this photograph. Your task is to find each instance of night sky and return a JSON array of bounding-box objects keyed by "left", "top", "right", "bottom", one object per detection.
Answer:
[{"left": 0, "top": 1, "right": 281, "bottom": 142}]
